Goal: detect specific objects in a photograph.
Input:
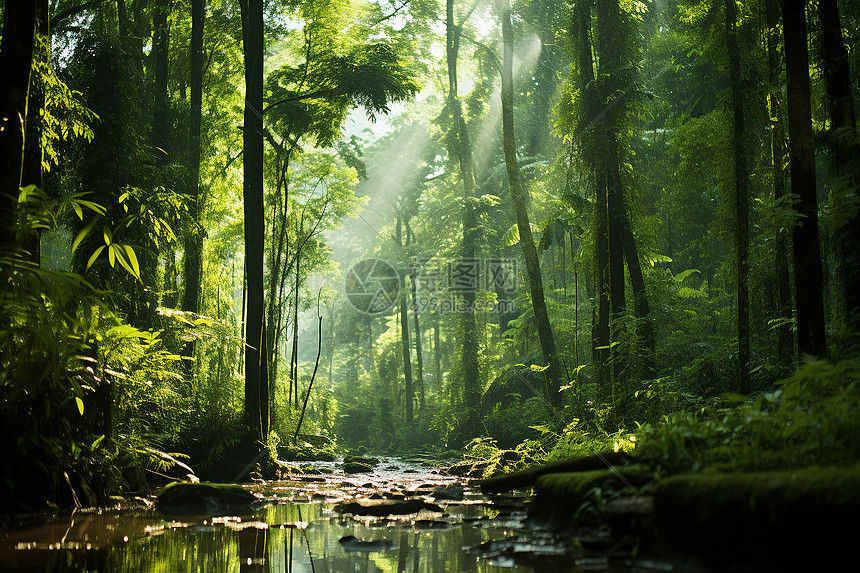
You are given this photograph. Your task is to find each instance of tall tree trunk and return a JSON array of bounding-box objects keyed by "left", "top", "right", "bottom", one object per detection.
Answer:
[
  {"left": 446, "top": 0, "right": 481, "bottom": 430},
  {"left": 434, "top": 311, "right": 443, "bottom": 390},
  {"left": 400, "top": 272, "right": 414, "bottom": 425},
  {"left": 818, "top": 0, "right": 860, "bottom": 338},
  {"left": 621, "top": 208, "right": 654, "bottom": 377},
  {"left": 152, "top": 0, "right": 171, "bottom": 166},
  {"left": 782, "top": 0, "right": 827, "bottom": 360},
  {"left": 21, "top": 0, "right": 49, "bottom": 263},
  {"left": 766, "top": 0, "right": 794, "bottom": 370},
  {"left": 573, "top": 0, "right": 610, "bottom": 393},
  {"left": 498, "top": 0, "right": 561, "bottom": 403},
  {"left": 0, "top": 2, "right": 37, "bottom": 247},
  {"left": 241, "top": 0, "right": 269, "bottom": 441},
  {"left": 725, "top": 0, "right": 750, "bottom": 393},
  {"left": 596, "top": 0, "right": 627, "bottom": 404},
  {"left": 409, "top": 267, "right": 425, "bottom": 411},
  {"left": 291, "top": 247, "right": 301, "bottom": 408},
  {"left": 182, "top": 0, "right": 203, "bottom": 354}
]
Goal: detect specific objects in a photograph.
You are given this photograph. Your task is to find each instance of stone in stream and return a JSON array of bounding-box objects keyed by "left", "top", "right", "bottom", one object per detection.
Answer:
[
  {"left": 343, "top": 462, "right": 373, "bottom": 474},
  {"left": 432, "top": 484, "right": 464, "bottom": 500},
  {"left": 335, "top": 498, "right": 443, "bottom": 516},
  {"left": 156, "top": 482, "right": 258, "bottom": 513}
]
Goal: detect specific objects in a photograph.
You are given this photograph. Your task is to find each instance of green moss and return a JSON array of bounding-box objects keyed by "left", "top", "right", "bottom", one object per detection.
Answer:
[
  {"left": 156, "top": 481, "right": 257, "bottom": 512},
  {"left": 534, "top": 466, "right": 653, "bottom": 515},
  {"left": 652, "top": 464, "right": 860, "bottom": 567}
]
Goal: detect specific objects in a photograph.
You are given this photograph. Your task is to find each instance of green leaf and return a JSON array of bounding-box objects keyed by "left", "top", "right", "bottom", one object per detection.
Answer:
[
  {"left": 85, "top": 245, "right": 105, "bottom": 271},
  {"left": 75, "top": 397, "right": 84, "bottom": 416},
  {"left": 108, "top": 244, "right": 116, "bottom": 267},
  {"left": 502, "top": 224, "right": 521, "bottom": 247},
  {"left": 121, "top": 244, "right": 141, "bottom": 279},
  {"left": 72, "top": 218, "right": 97, "bottom": 252},
  {"left": 103, "top": 226, "right": 112, "bottom": 245},
  {"left": 674, "top": 268, "right": 700, "bottom": 282}
]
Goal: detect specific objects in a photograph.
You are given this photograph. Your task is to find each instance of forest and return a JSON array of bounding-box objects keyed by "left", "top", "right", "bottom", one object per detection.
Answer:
[{"left": 1, "top": 0, "right": 859, "bottom": 569}]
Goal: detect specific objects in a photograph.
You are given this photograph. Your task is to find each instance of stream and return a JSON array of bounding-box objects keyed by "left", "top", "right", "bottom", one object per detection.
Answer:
[{"left": 0, "top": 457, "right": 683, "bottom": 572}]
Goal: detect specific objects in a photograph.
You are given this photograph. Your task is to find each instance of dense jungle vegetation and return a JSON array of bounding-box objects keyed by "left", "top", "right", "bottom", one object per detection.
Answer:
[{"left": 1, "top": 0, "right": 859, "bottom": 512}]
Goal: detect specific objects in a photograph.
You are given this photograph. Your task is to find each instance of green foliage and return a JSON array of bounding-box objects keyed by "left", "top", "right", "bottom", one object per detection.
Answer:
[{"left": 637, "top": 360, "right": 860, "bottom": 475}]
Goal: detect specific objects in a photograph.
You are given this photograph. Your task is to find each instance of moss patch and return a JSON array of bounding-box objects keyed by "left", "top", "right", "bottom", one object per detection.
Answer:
[
  {"left": 652, "top": 464, "right": 860, "bottom": 567},
  {"left": 156, "top": 481, "right": 257, "bottom": 513},
  {"left": 533, "top": 466, "right": 653, "bottom": 516}
]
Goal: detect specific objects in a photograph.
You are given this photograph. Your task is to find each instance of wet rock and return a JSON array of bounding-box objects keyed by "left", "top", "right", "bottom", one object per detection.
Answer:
[
  {"left": 339, "top": 535, "right": 395, "bottom": 552},
  {"left": 344, "top": 454, "right": 380, "bottom": 466},
  {"left": 432, "top": 484, "right": 464, "bottom": 500},
  {"left": 156, "top": 482, "right": 257, "bottom": 513},
  {"left": 343, "top": 462, "right": 373, "bottom": 474},
  {"left": 335, "top": 498, "right": 443, "bottom": 516}
]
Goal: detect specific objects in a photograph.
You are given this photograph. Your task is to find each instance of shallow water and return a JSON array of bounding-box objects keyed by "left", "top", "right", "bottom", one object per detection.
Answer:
[{"left": 0, "top": 458, "right": 684, "bottom": 572}]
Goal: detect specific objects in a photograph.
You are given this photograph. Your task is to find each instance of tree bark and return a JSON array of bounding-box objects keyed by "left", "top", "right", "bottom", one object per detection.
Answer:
[
  {"left": 182, "top": 0, "right": 204, "bottom": 354},
  {"left": 725, "top": 0, "right": 750, "bottom": 392},
  {"left": 400, "top": 271, "right": 414, "bottom": 425},
  {"left": 573, "top": 0, "right": 610, "bottom": 393},
  {"left": 818, "top": 0, "right": 860, "bottom": 337},
  {"left": 446, "top": 0, "right": 481, "bottom": 430},
  {"left": 152, "top": 0, "right": 171, "bottom": 166},
  {"left": 409, "top": 266, "right": 426, "bottom": 411},
  {"left": 782, "top": 0, "right": 827, "bottom": 360},
  {"left": 242, "top": 0, "right": 269, "bottom": 441},
  {"left": 21, "top": 0, "right": 49, "bottom": 262},
  {"left": 498, "top": 0, "right": 561, "bottom": 404},
  {"left": 766, "top": 0, "right": 794, "bottom": 370},
  {"left": 595, "top": 0, "right": 628, "bottom": 403},
  {"left": 621, "top": 207, "right": 654, "bottom": 377},
  {"left": 0, "top": 1, "right": 37, "bottom": 247}
]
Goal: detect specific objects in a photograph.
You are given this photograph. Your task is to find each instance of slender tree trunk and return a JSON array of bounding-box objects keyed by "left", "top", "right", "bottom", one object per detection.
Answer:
[
  {"left": 21, "top": 0, "right": 49, "bottom": 262},
  {"left": 400, "top": 272, "right": 414, "bottom": 424},
  {"left": 434, "top": 311, "right": 442, "bottom": 390},
  {"left": 0, "top": 2, "right": 37, "bottom": 247},
  {"left": 152, "top": 0, "right": 171, "bottom": 166},
  {"left": 409, "top": 267, "right": 425, "bottom": 411},
  {"left": 446, "top": 0, "right": 481, "bottom": 430},
  {"left": 498, "top": 0, "right": 561, "bottom": 403},
  {"left": 241, "top": 0, "right": 269, "bottom": 441},
  {"left": 782, "top": 0, "right": 827, "bottom": 360},
  {"left": 818, "top": 0, "right": 860, "bottom": 337},
  {"left": 621, "top": 208, "right": 654, "bottom": 377},
  {"left": 725, "top": 0, "right": 750, "bottom": 392},
  {"left": 766, "top": 0, "right": 795, "bottom": 370},
  {"left": 182, "top": 0, "right": 204, "bottom": 355},
  {"left": 291, "top": 248, "right": 301, "bottom": 408}
]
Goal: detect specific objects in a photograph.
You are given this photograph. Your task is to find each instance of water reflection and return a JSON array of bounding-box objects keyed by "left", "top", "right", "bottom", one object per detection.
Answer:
[{"left": 1, "top": 498, "right": 527, "bottom": 572}]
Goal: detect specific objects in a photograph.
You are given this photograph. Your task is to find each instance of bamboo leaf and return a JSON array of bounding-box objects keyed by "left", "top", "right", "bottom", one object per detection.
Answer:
[
  {"left": 72, "top": 218, "right": 97, "bottom": 252},
  {"left": 85, "top": 245, "right": 105, "bottom": 271},
  {"left": 121, "top": 245, "right": 141, "bottom": 280}
]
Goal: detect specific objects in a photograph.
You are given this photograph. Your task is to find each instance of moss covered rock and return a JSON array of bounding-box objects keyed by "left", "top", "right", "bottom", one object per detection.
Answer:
[
  {"left": 533, "top": 466, "right": 653, "bottom": 514},
  {"left": 652, "top": 465, "right": 860, "bottom": 567},
  {"left": 156, "top": 481, "right": 258, "bottom": 513}
]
